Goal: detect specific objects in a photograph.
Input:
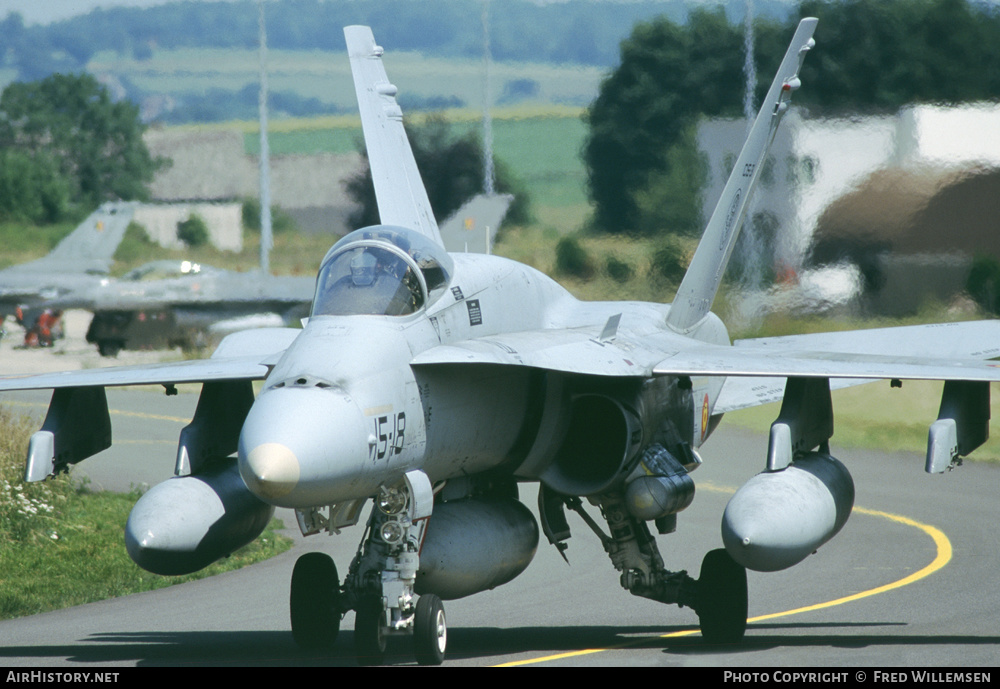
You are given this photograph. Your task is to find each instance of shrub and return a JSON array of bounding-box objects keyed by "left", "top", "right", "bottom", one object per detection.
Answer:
[
  {"left": 555, "top": 235, "right": 594, "bottom": 279},
  {"left": 605, "top": 255, "right": 633, "bottom": 283},
  {"left": 966, "top": 254, "right": 1000, "bottom": 315},
  {"left": 651, "top": 237, "right": 688, "bottom": 284},
  {"left": 177, "top": 213, "right": 209, "bottom": 247},
  {"left": 241, "top": 197, "right": 298, "bottom": 234}
]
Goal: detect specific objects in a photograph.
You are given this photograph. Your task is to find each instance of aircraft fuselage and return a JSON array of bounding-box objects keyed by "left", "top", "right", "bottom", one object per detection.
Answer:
[{"left": 238, "top": 248, "right": 729, "bottom": 509}]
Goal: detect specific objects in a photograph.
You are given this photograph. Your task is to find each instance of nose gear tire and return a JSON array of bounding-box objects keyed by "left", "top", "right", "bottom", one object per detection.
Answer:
[{"left": 414, "top": 594, "right": 447, "bottom": 665}]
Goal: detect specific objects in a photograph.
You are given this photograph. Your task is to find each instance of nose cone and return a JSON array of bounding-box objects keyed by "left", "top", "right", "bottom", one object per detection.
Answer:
[
  {"left": 238, "top": 387, "right": 370, "bottom": 508},
  {"left": 241, "top": 441, "right": 300, "bottom": 501}
]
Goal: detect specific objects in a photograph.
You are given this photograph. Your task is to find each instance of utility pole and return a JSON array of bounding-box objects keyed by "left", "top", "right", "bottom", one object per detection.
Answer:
[{"left": 258, "top": 0, "right": 273, "bottom": 274}]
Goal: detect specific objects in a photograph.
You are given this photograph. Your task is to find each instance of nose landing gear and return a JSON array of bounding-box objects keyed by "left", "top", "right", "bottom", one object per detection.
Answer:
[{"left": 289, "top": 470, "right": 446, "bottom": 665}]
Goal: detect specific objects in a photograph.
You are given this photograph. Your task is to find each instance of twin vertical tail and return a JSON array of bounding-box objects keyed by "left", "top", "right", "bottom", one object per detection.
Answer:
[
  {"left": 344, "top": 25, "right": 443, "bottom": 247},
  {"left": 665, "top": 18, "right": 817, "bottom": 334}
]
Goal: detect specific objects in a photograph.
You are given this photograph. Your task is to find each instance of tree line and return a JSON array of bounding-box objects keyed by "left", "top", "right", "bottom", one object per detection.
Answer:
[
  {"left": 0, "top": 0, "right": 762, "bottom": 82},
  {"left": 4, "top": 0, "right": 999, "bottom": 235}
]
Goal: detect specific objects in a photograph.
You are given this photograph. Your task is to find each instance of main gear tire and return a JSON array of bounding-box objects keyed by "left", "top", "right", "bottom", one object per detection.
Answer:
[
  {"left": 696, "top": 548, "right": 748, "bottom": 644},
  {"left": 290, "top": 552, "right": 341, "bottom": 651}
]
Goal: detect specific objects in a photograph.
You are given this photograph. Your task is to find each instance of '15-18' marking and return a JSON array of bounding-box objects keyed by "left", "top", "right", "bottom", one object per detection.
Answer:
[{"left": 371, "top": 412, "right": 406, "bottom": 461}]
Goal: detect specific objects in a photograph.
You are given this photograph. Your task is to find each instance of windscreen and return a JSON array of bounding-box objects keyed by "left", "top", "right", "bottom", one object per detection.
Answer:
[
  {"left": 312, "top": 245, "right": 424, "bottom": 316},
  {"left": 311, "top": 226, "right": 453, "bottom": 317}
]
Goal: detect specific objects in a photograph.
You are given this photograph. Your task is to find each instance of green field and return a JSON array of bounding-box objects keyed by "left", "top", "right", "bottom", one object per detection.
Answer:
[
  {"left": 725, "top": 380, "right": 1000, "bottom": 464},
  {"left": 237, "top": 106, "right": 590, "bottom": 211},
  {"left": 89, "top": 47, "right": 606, "bottom": 112},
  {"left": 0, "top": 407, "right": 292, "bottom": 620}
]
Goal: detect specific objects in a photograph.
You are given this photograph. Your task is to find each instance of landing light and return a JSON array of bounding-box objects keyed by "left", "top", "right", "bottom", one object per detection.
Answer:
[
  {"left": 380, "top": 520, "right": 404, "bottom": 544},
  {"left": 378, "top": 486, "right": 407, "bottom": 515}
]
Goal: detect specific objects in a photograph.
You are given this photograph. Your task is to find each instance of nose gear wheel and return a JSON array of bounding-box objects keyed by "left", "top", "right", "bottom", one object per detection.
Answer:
[{"left": 414, "top": 593, "right": 447, "bottom": 665}]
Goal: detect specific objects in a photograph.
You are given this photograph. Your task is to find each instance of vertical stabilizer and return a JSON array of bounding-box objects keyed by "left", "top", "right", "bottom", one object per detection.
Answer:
[
  {"left": 666, "top": 18, "right": 817, "bottom": 333},
  {"left": 8, "top": 202, "right": 136, "bottom": 276},
  {"left": 438, "top": 193, "right": 513, "bottom": 254},
  {"left": 344, "top": 26, "right": 443, "bottom": 246}
]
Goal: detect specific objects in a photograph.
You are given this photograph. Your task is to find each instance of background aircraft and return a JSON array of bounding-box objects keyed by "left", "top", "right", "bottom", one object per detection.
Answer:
[
  {"left": 0, "top": 200, "right": 314, "bottom": 355},
  {"left": 64, "top": 194, "right": 512, "bottom": 356},
  {"left": 1, "top": 18, "right": 1000, "bottom": 667},
  {"left": 0, "top": 201, "right": 134, "bottom": 320},
  {"left": 437, "top": 193, "right": 513, "bottom": 255},
  {"left": 62, "top": 259, "right": 314, "bottom": 356}
]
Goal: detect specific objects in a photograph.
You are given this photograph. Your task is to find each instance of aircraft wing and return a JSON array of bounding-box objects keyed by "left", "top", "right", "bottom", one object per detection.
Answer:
[
  {"left": 344, "top": 25, "right": 443, "bottom": 246},
  {"left": 412, "top": 324, "right": 662, "bottom": 376},
  {"left": 0, "top": 358, "right": 268, "bottom": 392},
  {"left": 0, "top": 327, "right": 298, "bottom": 392},
  {"left": 0, "top": 327, "right": 299, "bottom": 482},
  {"left": 413, "top": 319, "right": 1000, "bottom": 396}
]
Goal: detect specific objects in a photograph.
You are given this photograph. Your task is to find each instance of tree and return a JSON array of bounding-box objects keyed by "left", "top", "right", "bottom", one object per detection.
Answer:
[
  {"left": 795, "top": 0, "right": 1000, "bottom": 112},
  {"left": 0, "top": 73, "right": 165, "bottom": 211},
  {"left": 345, "top": 116, "right": 529, "bottom": 231},
  {"left": 0, "top": 149, "right": 72, "bottom": 224},
  {"left": 582, "top": 8, "right": 749, "bottom": 235}
]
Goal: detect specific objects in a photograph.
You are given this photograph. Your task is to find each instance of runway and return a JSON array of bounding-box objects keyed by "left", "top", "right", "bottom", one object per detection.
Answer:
[{"left": 1, "top": 387, "right": 998, "bottom": 667}]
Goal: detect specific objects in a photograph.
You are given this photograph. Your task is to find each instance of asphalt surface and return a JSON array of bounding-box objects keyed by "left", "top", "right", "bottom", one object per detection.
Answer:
[{"left": 1, "top": 387, "right": 998, "bottom": 668}]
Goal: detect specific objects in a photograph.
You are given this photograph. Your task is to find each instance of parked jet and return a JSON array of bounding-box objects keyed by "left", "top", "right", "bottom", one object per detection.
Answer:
[
  {"left": 3, "top": 19, "right": 1000, "bottom": 666},
  {"left": 0, "top": 201, "right": 135, "bottom": 320},
  {"left": 61, "top": 259, "right": 314, "bottom": 356},
  {"left": 75, "top": 190, "right": 508, "bottom": 357}
]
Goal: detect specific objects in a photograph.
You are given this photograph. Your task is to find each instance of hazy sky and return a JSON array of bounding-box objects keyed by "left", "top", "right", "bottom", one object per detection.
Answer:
[
  {"left": 3, "top": 0, "right": 745, "bottom": 26},
  {"left": 1, "top": 0, "right": 239, "bottom": 25}
]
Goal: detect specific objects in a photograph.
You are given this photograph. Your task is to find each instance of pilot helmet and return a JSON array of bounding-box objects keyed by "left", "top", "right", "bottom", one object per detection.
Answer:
[{"left": 350, "top": 250, "right": 377, "bottom": 286}]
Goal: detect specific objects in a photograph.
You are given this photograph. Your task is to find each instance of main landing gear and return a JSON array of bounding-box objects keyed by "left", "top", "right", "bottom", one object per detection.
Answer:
[
  {"left": 542, "top": 487, "right": 748, "bottom": 645},
  {"left": 289, "top": 471, "right": 446, "bottom": 665}
]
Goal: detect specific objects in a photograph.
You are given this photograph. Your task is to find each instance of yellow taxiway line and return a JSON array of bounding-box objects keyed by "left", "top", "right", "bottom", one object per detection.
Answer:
[{"left": 496, "top": 502, "right": 952, "bottom": 666}]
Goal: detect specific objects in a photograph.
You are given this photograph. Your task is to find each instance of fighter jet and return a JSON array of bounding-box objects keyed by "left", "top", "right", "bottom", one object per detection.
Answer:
[
  {"left": 77, "top": 183, "right": 508, "bottom": 357},
  {"left": 75, "top": 191, "right": 511, "bottom": 356},
  {"left": 2, "top": 19, "right": 1000, "bottom": 665},
  {"left": 0, "top": 201, "right": 135, "bottom": 320},
  {"left": 63, "top": 259, "right": 314, "bottom": 356}
]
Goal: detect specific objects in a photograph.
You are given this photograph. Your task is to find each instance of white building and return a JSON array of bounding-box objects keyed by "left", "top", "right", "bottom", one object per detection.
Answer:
[
  {"left": 701, "top": 103, "right": 1000, "bottom": 264},
  {"left": 698, "top": 103, "right": 1000, "bottom": 314}
]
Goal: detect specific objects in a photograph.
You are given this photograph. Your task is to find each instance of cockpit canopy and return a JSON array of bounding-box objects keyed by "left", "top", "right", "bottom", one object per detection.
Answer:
[{"left": 312, "top": 225, "right": 453, "bottom": 317}]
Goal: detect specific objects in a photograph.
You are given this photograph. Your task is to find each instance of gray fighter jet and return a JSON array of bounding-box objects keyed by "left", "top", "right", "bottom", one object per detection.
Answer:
[
  {"left": 2, "top": 19, "right": 1000, "bottom": 665},
  {"left": 62, "top": 259, "right": 314, "bottom": 356},
  {"left": 0, "top": 201, "right": 135, "bottom": 319}
]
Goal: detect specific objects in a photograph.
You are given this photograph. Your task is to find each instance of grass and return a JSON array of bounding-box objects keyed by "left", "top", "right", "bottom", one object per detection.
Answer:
[
  {"left": 0, "top": 219, "right": 85, "bottom": 270},
  {"left": 0, "top": 407, "right": 294, "bottom": 620},
  {"left": 724, "top": 380, "right": 1000, "bottom": 464}
]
